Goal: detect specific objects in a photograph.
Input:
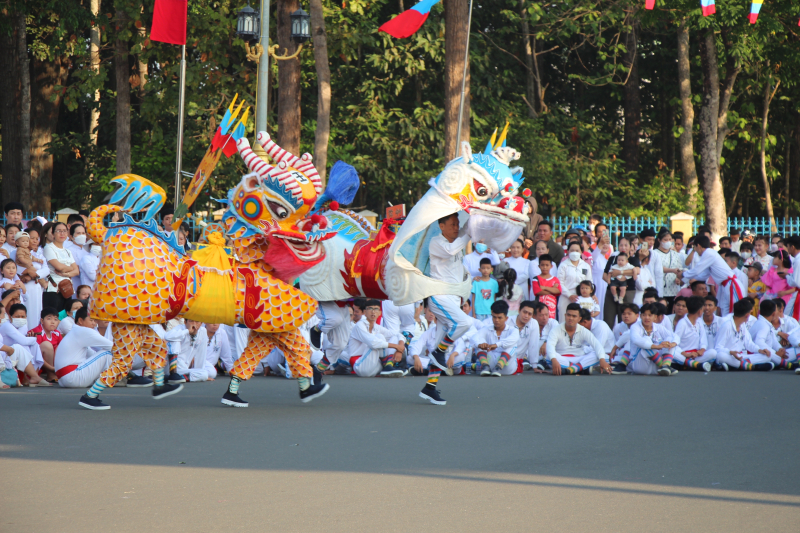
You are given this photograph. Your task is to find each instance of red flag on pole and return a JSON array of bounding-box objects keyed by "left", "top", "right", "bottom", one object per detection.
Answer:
[{"left": 151, "top": 0, "right": 188, "bottom": 45}]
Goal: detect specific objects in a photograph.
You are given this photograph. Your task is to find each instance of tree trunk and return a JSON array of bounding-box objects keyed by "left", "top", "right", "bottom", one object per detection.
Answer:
[
  {"left": 697, "top": 29, "right": 726, "bottom": 238},
  {"left": 277, "top": 0, "right": 301, "bottom": 156},
  {"left": 661, "top": 93, "right": 675, "bottom": 173},
  {"left": 520, "top": 0, "right": 536, "bottom": 119},
  {"left": 443, "top": 0, "right": 470, "bottom": 162},
  {"left": 759, "top": 69, "right": 777, "bottom": 232},
  {"left": 115, "top": 10, "right": 131, "bottom": 175},
  {"left": 136, "top": 4, "right": 147, "bottom": 98},
  {"left": 17, "top": 13, "right": 32, "bottom": 207},
  {"left": 621, "top": 19, "right": 640, "bottom": 174},
  {"left": 90, "top": 0, "right": 101, "bottom": 144},
  {"left": 677, "top": 22, "right": 698, "bottom": 213},
  {"left": 30, "top": 56, "right": 68, "bottom": 212},
  {"left": 309, "top": 0, "right": 331, "bottom": 186},
  {"left": 0, "top": 23, "right": 21, "bottom": 204}
]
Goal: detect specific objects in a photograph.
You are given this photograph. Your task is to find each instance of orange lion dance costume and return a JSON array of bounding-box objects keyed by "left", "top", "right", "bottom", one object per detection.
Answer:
[{"left": 79, "top": 132, "right": 341, "bottom": 410}]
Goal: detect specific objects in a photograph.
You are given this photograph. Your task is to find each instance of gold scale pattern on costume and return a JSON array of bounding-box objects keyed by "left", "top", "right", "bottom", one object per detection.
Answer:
[{"left": 98, "top": 323, "right": 167, "bottom": 386}]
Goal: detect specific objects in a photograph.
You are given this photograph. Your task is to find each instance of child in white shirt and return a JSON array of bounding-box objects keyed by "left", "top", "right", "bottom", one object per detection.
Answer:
[
  {"left": 575, "top": 280, "right": 600, "bottom": 318},
  {"left": 608, "top": 253, "right": 635, "bottom": 303}
]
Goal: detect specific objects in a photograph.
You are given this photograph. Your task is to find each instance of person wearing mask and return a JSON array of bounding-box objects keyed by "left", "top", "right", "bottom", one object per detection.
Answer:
[
  {"left": 66, "top": 223, "right": 88, "bottom": 292},
  {"left": 463, "top": 241, "right": 501, "bottom": 279},
  {"left": 556, "top": 241, "right": 592, "bottom": 322},
  {"left": 601, "top": 237, "right": 640, "bottom": 329},
  {"left": 535, "top": 221, "right": 564, "bottom": 265},
  {"left": 654, "top": 230, "right": 683, "bottom": 311},
  {"left": 0, "top": 303, "right": 50, "bottom": 385},
  {"left": 79, "top": 241, "right": 102, "bottom": 289}
]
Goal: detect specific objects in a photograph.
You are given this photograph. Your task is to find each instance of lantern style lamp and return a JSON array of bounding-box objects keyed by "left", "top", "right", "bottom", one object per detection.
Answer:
[
  {"left": 237, "top": 2, "right": 260, "bottom": 43},
  {"left": 290, "top": 8, "right": 311, "bottom": 43}
]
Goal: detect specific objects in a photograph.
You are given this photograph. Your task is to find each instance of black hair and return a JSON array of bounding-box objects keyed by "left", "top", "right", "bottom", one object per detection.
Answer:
[
  {"left": 643, "top": 287, "right": 659, "bottom": 300},
  {"left": 577, "top": 280, "right": 595, "bottom": 296},
  {"left": 578, "top": 308, "right": 592, "bottom": 322},
  {"left": 719, "top": 236, "right": 731, "bottom": 245},
  {"left": 1, "top": 289, "right": 16, "bottom": 300},
  {"left": 773, "top": 297, "right": 786, "bottom": 310},
  {"left": 538, "top": 254, "right": 553, "bottom": 265},
  {"left": 759, "top": 299, "right": 777, "bottom": 318},
  {"left": 352, "top": 298, "right": 367, "bottom": 311},
  {"left": 490, "top": 300, "right": 509, "bottom": 316},
  {"left": 739, "top": 242, "right": 753, "bottom": 251},
  {"left": 78, "top": 209, "right": 90, "bottom": 217},
  {"left": 68, "top": 299, "right": 86, "bottom": 313},
  {"left": 519, "top": 300, "right": 536, "bottom": 313},
  {"left": 651, "top": 302, "right": 667, "bottom": 317},
  {"left": 160, "top": 205, "right": 175, "bottom": 218},
  {"left": 725, "top": 251, "right": 740, "bottom": 262},
  {"left": 685, "top": 296, "right": 704, "bottom": 315},
  {"left": 3, "top": 202, "right": 23, "bottom": 214},
  {"left": 784, "top": 235, "right": 800, "bottom": 249},
  {"left": 619, "top": 303, "right": 640, "bottom": 315},
  {"left": 0, "top": 258, "right": 15, "bottom": 271},
  {"left": 730, "top": 228, "right": 740, "bottom": 236},
  {"left": 498, "top": 268, "right": 517, "bottom": 299},
  {"left": 732, "top": 298, "right": 753, "bottom": 317},
  {"left": 438, "top": 213, "right": 458, "bottom": 225},
  {"left": 8, "top": 303, "right": 26, "bottom": 317},
  {"left": 673, "top": 296, "right": 687, "bottom": 306},
  {"left": 4, "top": 223, "right": 21, "bottom": 235},
  {"left": 66, "top": 213, "right": 83, "bottom": 226},
  {"left": 673, "top": 231, "right": 684, "bottom": 240},
  {"left": 74, "top": 306, "right": 90, "bottom": 323},
  {"left": 537, "top": 220, "right": 552, "bottom": 231},
  {"left": 40, "top": 307, "right": 59, "bottom": 320},
  {"left": 565, "top": 302, "right": 582, "bottom": 314},
  {"left": 616, "top": 252, "right": 628, "bottom": 259},
  {"left": 704, "top": 295, "right": 718, "bottom": 306},
  {"left": 772, "top": 249, "right": 792, "bottom": 269},
  {"left": 640, "top": 303, "right": 656, "bottom": 315},
  {"left": 69, "top": 223, "right": 85, "bottom": 237},
  {"left": 532, "top": 301, "right": 548, "bottom": 315},
  {"left": 694, "top": 235, "right": 711, "bottom": 249},
  {"left": 690, "top": 280, "right": 707, "bottom": 291},
  {"left": 479, "top": 257, "right": 493, "bottom": 267},
  {"left": 364, "top": 299, "right": 381, "bottom": 308}
]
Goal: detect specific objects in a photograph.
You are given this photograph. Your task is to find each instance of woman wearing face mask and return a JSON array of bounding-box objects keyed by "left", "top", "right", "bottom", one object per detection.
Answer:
[
  {"left": 591, "top": 230, "right": 613, "bottom": 321},
  {"left": 66, "top": 224, "right": 88, "bottom": 292},
  {"left": 79, "top": 241, "right": 102, "bottom": 289},
  {"left": 556, "top": 241, "right": 592, "bottom": 322},
  {"left": 654, "top": 230, "right": 683, "bottom": 312},
  {"left": 0, "top": 303, "right": 51, "bottom": 386},
  {"left": 43, "top": 222, "right": 80, "bottom": 312},
  {"left": 601, "top": 237, "right": 640, "bottom": 329},
  {"left": 463, "top": 241, "right": 500, "bottom": 279}
]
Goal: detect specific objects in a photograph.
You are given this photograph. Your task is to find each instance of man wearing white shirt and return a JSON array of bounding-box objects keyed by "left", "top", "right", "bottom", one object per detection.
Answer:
[
  {"left": 205, "top": 323, "right": 233, "bottom": 377},
  {"left": 627, "top": 303, "right": 678, "bottom": 376},
  {"left": 714, "top": 299, "right": 773, "bottom": 371},
  {"left": 578, "top": 309, "right": 613, "bottom": 360},
  {"left": 57, "top": 308, "right": 116, "bottom": 389},
  {"left": 408, "top": 308, "right": 467, "bottom": 376},
  {"left": 640, "top": 229, "right": 664, "bottom": 298},
  {"left": 312, "top": 301, "right": 351, "bottom": 373},
  {"left": 422, "top": 213, "right": 473, "bottom": 405},
  {"left": 348, "top": 299, "right": 405, "bottom": 377},
  {"left": 784, "top": 236, "right": 800, "bottom": 320},
  {"left": 546, "top": 303, "right": 611, "bottom": 375},
  {"left": 171, "top": 320, "right": 212, "bottom": 382},
  {"left": 514, "top": 301, "right": 539, "bottom": 370},
  {"left": 462, "top": 243, "right": 501, "bottom": 279},
  {"left": 671, "top": 296, "right": 715, "bottom": 372},
  {"left": 682, "top": 236, "right": 744, "bottom": 315},
  {"left": 532, "top": 301, "right": 558, "bottom": 372},
  {"left": 475, "top": 301, "right": 520, "bottom": 376},
  {"left": 748, "top": 300, "right": 789, "bottom": 368},
  {"left": 79, "top": 244, "right": 102, "bottom": 289}
]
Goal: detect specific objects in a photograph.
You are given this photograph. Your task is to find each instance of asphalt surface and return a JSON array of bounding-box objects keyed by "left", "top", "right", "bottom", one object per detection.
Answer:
[{"left": 2, "top": 371, "right": 799, "bottom": 532}]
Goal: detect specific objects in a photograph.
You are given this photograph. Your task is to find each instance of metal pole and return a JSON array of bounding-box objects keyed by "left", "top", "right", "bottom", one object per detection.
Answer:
[
  {"left": 455, "top": 0, "right": 474, "bottom": 148},
  {"left": 255, "top": 0, "right": 271, "bottom": 132},
  {"left": 174, "top": 44, "right": 187, "bottom": 206}
]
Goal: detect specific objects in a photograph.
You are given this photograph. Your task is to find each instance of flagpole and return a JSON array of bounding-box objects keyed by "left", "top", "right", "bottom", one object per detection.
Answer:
[
  {"left": 174, "top": 44, "right": 187, "bottom": 207},
  {"left": 455, "top": 0, "right": 474, "bottom": 148}
]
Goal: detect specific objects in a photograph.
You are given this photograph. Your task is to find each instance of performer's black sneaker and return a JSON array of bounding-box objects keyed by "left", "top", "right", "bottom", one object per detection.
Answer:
[
  {"left": 409, "top": 367, "right": 427, "bottom": 376},
  {"left": 671, "top": 362, "right": 684, "bottom": 371},
  {"left": 418, "top": 384, "right": 446, "bottom": 406},
  {"left": 753, "top": 362, "right": 774, "bottom": 372},
  {"left": 300, "top": 382, "right": 330, "bottom": 403},
  {"left": 126, "top": 374, "right": 153, "bottom": 388},
  {"left": 657, "top": 367, "right": 672, "bottom": 376},
  {"left": 310, "top": 325, "right": 322, "bottom": 350},
  {"left": 535, "top": 362, "right": 546, "bottom": 372},
  {"left": 221, "top": 391, "right": 249, "bottom": 407},
  {"left": 716, "top": 362, "right": 729, "bottom": 372},
  {"left": 167, "top": 372, "right": 186, "bottom": 385},
  {"left": 152, "top": 383, "right": 183, "bottom": 400},
  {"left": 611, "top": 363, "right": 628, "bottom": 375},
  {"left": 312, "top": 365, "right": 324, "bottom": 385},
  {"left": 380, "top": 364, "right": 403, "bottom": 377},
  {"left": 78, "top": 395, "right": 110, "bottom": 410},
  {"left": 427, "top": 348, "right": 448, "bottom": 372}
]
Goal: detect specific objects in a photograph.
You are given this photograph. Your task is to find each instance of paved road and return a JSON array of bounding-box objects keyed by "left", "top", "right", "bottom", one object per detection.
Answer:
[{"left": 2, "top": 371, "right": 799, "bottom": 532}]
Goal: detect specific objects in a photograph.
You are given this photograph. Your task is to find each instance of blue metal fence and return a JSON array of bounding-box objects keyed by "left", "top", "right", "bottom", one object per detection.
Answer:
[
  {"left": 553, "top": 216, "right": 668, "bottom": 240},
  {"left": 695, "top": 217, "right": 800, "bottom": 237}
]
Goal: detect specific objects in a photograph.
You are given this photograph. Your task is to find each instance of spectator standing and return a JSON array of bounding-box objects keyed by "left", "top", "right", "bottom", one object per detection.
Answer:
[
  {"left": 527, "top": 240, "right": 549, "bottom": 281},
  {"left": 536, "top": 221, "right": 564, "bottom": 265},
  {"left": 43, "top": 222, "right": 79, "bottom": 311},
  {"left": 80, "top": 242, "right": 102, "bottom": 289},
  {"left": 730, "top": 229, "right": 742, "bottom": 252},
  {"left": 503, "top": 239, "right": 530, "bottom": 300},
  {"left": 639, "top": 229, "right": 664, "bottom": 297},
  {"left": 633, "top": 248, "right": 655, "bottom": 305},
  {"left": 463, "top": 242, "right": 501, "bottom": 279},
  {"left": 602, "top": 237, "right": 640, "bottom": 329},
  {"left": 66, "top": 224, "right": 88, "bottom": 293},
  {"left": 654, "top": 231, "right": 683, "bottom": 311},
  {"left": 556, "top": 241, "right": 592, "bottom": 321},
  {"left": 3, "top": 224, "right": 21, "bottom": 261},
  {"left": 591, "top": 227, "right": 612, "bottom": 320}
]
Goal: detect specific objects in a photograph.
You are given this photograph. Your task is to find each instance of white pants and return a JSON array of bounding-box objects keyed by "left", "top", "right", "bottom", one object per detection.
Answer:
[
  {"left": 672, "top": 349, "right": 717, "bottom": 365},
  {"left": 479, "top": 348, "right": 517, "bottom": 374},
  {"left": 716, "top": 351, "right": 771, "bottom": 369},
  {"left": 771, "top": 348, "right": 797, "bottom": 366},
  {"left": 429, "top": 295, "right": 472, "bottom": 347},
  {"left": 59, "top": 351, "right": 113, "bottom": 388},
  {"left": 24, "top": 281, "right": 43, "bottom": 331},
  {"left": 353, "top": 346, "right": 397, "bottom": 377},
  {"left": 317, "top": 302, "right": 351, "bottom": 367},
  {"left": 628, "top": 347, "right": 674, "bottom": 375},
  {"left": 557, "top": 295, "right": 573, "bottom": 323},
  {"left": 176, "top": 360, "right": 213, "bottom": 382},
  {"left": 550, "top": 352, "right": 599, "bottom": 372}
]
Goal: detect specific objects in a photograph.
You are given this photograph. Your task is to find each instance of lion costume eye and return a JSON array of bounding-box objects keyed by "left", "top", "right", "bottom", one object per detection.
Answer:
[
  {"left": 267, "top": 200, "right": 289, "bottom": 219},
  {"left": 473, "top": 179, "right": 488, "bottom": 197}
]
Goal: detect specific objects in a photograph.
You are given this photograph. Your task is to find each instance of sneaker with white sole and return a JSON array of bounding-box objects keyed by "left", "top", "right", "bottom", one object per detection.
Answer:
[
  {"left": 491, "top": 368, "right": 502, "bottom": 377},
  {"left": 300, "top": 382, "right": 330, "bottom": 403},
  {"left": 657, "top": 367, "right": 672, "bottom": 376},
  {"left": 126, "top": 374, "right": 153, "bottom": 387},
  {"left": 701, "top": 362, "right": 712, "bottom": 372},
  {"left": 221, "top": 391, "right": 249, "bottom": 407},
  {"left": 79, "top": 395, "right": 110, "bottom": 410},
  {"left": 480, "top": 366, "right": 491, "bottom": 376},
  {"left": 611, "top": 363, "right": 628, "bottom": 375},
  {"left": 152, "top": 383, "right": 183, "bottom": 400},
  {"left": 418, "top": 384, "right": 446, "bottom": 406}
]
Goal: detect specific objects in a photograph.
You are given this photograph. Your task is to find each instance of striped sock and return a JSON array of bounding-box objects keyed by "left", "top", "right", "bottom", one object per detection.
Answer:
[
  {"left": 380, "top": 355, "right": 394, "bottom": 367},
  {"left": 686, "top": 359, "right": 701, "bottom": 369},
  {"left": 436, "top": 335, "right": 455, "bottom": 353},
  {"left": 168, "top": 354, "right": 177, "bottom": 373},
  {"left": 316, "top": 355, "right": 331, "bottom": 372},
  {"left": 86, "top": 379, "right": 107, "bottom": 398},
  {"left": 497, "top": 352, "right": 511, "bottom": 369},
  {"left": 477, "top": 352, "right": 489, "bottom": 368},
  {"left": 228, "top": 376, "right": 242, "bottom": 394},
  {"left": 563, "top": 363, "right": 581, "bottom": 375},
  {"left": 618, "top": 352, "right": 631, "bottom": 366},
  {"left": 742, "top": 361, "right": 753, "bottom": 371},
  {"left": 298, "top": 377, "right": 311, "bottom": 391},
  {"left": 427, "top": 368, "right": 441, "bottom": 386},
  {"left": 153, "top": 366, "right": 165, "bottom": 387}
]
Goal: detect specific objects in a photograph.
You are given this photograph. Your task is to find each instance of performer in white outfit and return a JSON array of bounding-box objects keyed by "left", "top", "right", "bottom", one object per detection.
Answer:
[
  {"left": 421, "top": 213, "right": 473, "bottom": 405},
  {"left": 545, "top": 303, "right": 611, "bottom": 375},
  {"left": 474, "top": 300, "right": 520, "bottom": 376},
  {"left": 313, "top": 301, "right": 352, "bottom": 372},
  {"left": 0, "top": 305, "right": 44, "bottom": 375},
  {"left": 56, "top": 309, "right": 115, "bottom": 388},
  {"left": 532, "top": 301, "right": 558, "bottom": 371},
  {"left": 513, "top": 301, "right": 539, "bottom": 370},
  {"left": 626, "top": 303, "right": 678, "bottom": 376},
  {"left": 714, "top": 299, "right": 774, "bottom": 371},
  {"left": 682, "top": 236, "right": 744, "bottom": 315},
  {"left": 671, "top": 296, "right": 716, "bottom": 371},
  {"left": 79, "top": 244, "right": 101, "bottom": 289},
  {"left": 578, "top": 309, "right": 614, "bottom": 361},
  {"left": 348, "top": 299, "right": 405, "bottom": 377},
  {"left": 169, "top": 320, "right": 212, "bottom": 382}
]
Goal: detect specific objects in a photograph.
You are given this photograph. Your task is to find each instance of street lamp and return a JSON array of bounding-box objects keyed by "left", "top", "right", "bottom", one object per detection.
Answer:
[
  {"left": 236, "top": 2, "right": 260, "bottom": 43},
  {"left": 290, "top": 8, "right": 311, "bottom": 43}
]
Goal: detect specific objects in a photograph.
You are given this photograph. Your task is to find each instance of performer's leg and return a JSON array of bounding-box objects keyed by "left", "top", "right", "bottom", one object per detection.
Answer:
[
  {"left": 79, "top": 324, "right": 142, "bottom": 409},
  {"left": 138, "top": 326, "right": 182, "bottom": 398},
  {"left": 269, "top": 330, "right": 329, "bottom": 402},
  {"left": 222, "top": 332, "right": 276, "bottom": 407}
]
